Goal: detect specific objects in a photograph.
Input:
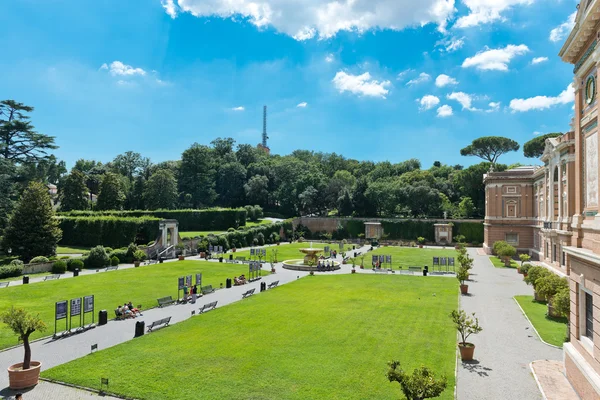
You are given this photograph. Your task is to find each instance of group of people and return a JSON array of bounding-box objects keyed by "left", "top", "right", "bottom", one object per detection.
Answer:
[
  {"left": 182, "top": 284, "right": 199, "bottom": 304},
  {"left": 233, "top": 275, "right": 248, "bottom": 285},
  {"left": 316, "top": 261, "right": 335, "bottom": 271},
  {"left": 115, "top": 302, "right": 141, "bottom": 319}
]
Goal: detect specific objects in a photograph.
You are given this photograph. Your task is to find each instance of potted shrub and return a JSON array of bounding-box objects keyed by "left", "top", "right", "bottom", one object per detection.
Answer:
[
  {"left": 457, "top": 267, "right": 469, "bottom": 295},
  {"left": 519, "top": 263, "right": 532, "bottom": 277},
  {"left": 519, "top": 254, "right": 531, "bottom": 269},
  {"left": 360, "top": 255, "right": 365, "bottom": 269},
  {"left": 1, "top": 307, "right": 46, "bottom": 389},
  {"left": 351, "top": 260, "right": 356, "bottom": 274},
  {"left": 133, "top": 250, "right": 147, "bottom": 267},
  {"left": 457, "top": 249, "right": 473, "bottom": 280},
  {"left": 552, "top": 287, "right": 570, "bottom": 319},
  {"left": 450, "top": 309, "right": 482, "bottom": 361},
  {"left": 536, "top": 274, "right": 569, "bottom": 317},
  {"left": 496, "top": 243, "right": 516, "bottom": 267},
  {"left": 524, "top": 266, "right": 552, "bottom": 301},
  {"left": 386, "top": 361, "right": 447, "bottom": 400},
  {"left": 417, "top": 237, "right": 426, "bottom": 248},
  {"left": 176, "top": 242, "right": 185, "bottom": 260}
]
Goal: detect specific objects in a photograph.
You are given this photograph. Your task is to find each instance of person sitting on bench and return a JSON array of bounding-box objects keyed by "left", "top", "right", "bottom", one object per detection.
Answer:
[
  {"left": 234, "top": 276, "right": 243, "bottom": 286},
  {"left": 115, "top": 306, "right": 124, "bottom": 320},
  {"left": 118, "top": 305, "right": 135, "bottom": 319},
  {"left": 126, "top": 301, "right": 141, "bottom": 315},
  {"left": 239, "top": 274, "right": 248, "bottom": 284}
]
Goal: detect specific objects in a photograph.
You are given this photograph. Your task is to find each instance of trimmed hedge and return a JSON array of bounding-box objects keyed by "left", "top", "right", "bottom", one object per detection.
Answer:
[
  {"left": 52, "top": 261, "right": 67, "bottom": 274},
  {"left": 0, "top": 264, "right": 23, "bottom": 279},
  {"left": 57, "top": 208, "right": 247, "bottom": 231},
  {"left": 197, "top": 221, "right": 293, "bottom": 251},
  {"left": 58, "top": 216, "right": 160, "bottom": 248}
]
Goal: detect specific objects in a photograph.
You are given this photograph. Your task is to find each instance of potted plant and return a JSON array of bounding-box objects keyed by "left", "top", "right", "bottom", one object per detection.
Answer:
[
  {"left": 457, "top": 249, "right": 473, "bottom": 280},
  {"left": 351, "top": 260, "right": 356, "bottom": 274},
  {"left": 133, "top": 250, "right": 147, "bottom": 267},
  {"left": 457, "top": 267, "right": 469, "bottom": 295},
  {"left": 519, "top": 254, "right": 531, "bottom": 272},
  {"left": 386, "top": 361, "right": 447, "bottom": 400},
  {"left": 450, "top": 309, "right": 482, "bottom": 361},
  {"left": 417, "top": 237, "right": 426, "bottom": 248},
  {"left": 360, "top": 255, "right": 365, "bottom": 269},
  {"left": 496, "top": 243, "right": 516, "bottom": 267},
  {"left": 519, "top": 263, "right": 532, "bottom": 277},
  {"left": 536, "top": 274, "right": 569, "bottom": 317},
  {"left": 524, "top": 266, "right": 552, "bottom": 301},
  {"left": 176, "top": 242, "right": 185, "bottom": 260},
  {"left": 1, "top": 307, "right": 47, "bottom": 389},
  {"left": 552, "top": 287, "right": 570, "bottom": 319}
]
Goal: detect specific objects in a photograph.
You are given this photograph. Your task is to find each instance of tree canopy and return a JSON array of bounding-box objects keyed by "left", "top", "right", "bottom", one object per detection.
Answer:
[
  {"left": 460, "top": 136, "right": 520, "bottom": 166},
  {"left": 523, "top": 133, "right": 563, "bottom": 158}
]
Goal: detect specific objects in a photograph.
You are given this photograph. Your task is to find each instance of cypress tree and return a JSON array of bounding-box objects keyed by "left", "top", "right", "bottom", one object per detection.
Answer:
[{"left": 60, "top": 170, "right": 88, "bottom": 211}]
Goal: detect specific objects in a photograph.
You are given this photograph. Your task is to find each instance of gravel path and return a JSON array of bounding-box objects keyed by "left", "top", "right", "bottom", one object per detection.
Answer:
[{"left": 456, "top": 249, "right": 563, "bottom": 400}]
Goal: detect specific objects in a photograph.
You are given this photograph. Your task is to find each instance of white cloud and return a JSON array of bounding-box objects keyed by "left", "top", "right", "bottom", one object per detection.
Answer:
[
  {"left": 325, "top": 54, "right": 334, "bottom": 63},
  {"left": 101, "top": 61, "right": 147, "bottom": 77},
  {"left": 397, "top": 68, "right": 415, "bottom": 80},
  {"left": 406, "top": 72, "right": 431, "bottom": 86},
  {"left": 533, "top": 131, "right": 542, "bottom": 135},
  {"left": 436, "top": 36, "right": 465, "bottom": 52},
  {"left": 462, "top": 44, "right": 529, "bottom": 71},
  {"left": 297, "top": 102, "right": 308, "bottom": 108},
  {"left": 447, "top": 92, "right": 479, "bottom": 111},
  {"left": 455, "top": 0, "right": 535, "bottom": 28},
  {"left": 509, "top": 83, "right": 574, "bottom": 112},
  {"left": 549, "top": 11, "right": 576, "bottom": 43},
  {"left": 437, "top": 104, "right": 453, "bottom": 117},
  {"left": 171, "top": 0, "right": 457, "bottom": 40},
  {"left": 486, "top": 101, "right": 500, "bottom": 112},
  {"left": 332, "top": 71, "right": 391, "bottom": 99},
  {"left": 531, "top": 56, "right": 548, "bottom": 65},
  {"left": 419, "top": 95, "right": 440, "bottom": 110},
  {"left": 161, "top": 0, "right": 178, "bottom": 18},
  {"left": 435, "top": 74, "right": 458, "bottom": 87},
  {"left": 232, "top": 106, "right": 245, "bottom": 111}
]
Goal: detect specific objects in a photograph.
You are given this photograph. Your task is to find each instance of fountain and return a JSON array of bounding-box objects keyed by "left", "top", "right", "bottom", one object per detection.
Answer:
[{"left": 282, "top": 243, "right": 341, "bottom": 271}]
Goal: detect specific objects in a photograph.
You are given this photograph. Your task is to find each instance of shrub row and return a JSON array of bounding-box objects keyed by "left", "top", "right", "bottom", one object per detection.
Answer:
[
  {"left": 196, "top": 221, "right": 293, "bottom": 252},
  {"left": 58, "top": 216, "right": 160, "bottom": 248},
  {"left": 57, "top": 208, "right": 247, "bottom": 231},
  {"left": 0, "top": 263, "right": 23, "bottom": 279}
]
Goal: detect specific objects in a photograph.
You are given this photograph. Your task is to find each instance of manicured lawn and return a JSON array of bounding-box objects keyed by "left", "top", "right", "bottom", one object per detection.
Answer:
[
  {"left": 351, "top": 247, "right": 458, "bottom": 270},
  {"left": 489, "top": 256, "right": 519, "bottom": 269},
  {"left": 0, "top": 261, "right": 261, "bottom": 350},
  {"left": 233, "top": 242, "right": 352, "bottom": 262},
  {"left": 0, "top": 271, "right": 52, "bottom": 283},
  {"left": 43, "top": 275, "right": 458, "bottom": 400},
  {"left": 180, "top": 230, "right": 226, "bottom": 238},
  {"left": 245, "top": 219, "right": 273, "bottom": 228},
  {"left": 515, "top": 295, "right": 568, "bottom": 347},
  {"left": 57, "top": 245, "right": 90, "bottom": 254}
]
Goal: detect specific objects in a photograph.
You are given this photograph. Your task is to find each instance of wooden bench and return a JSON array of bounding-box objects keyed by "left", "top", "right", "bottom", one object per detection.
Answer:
[
  {"left": 105, "top": 266, "right": 118, "bottom": 271},
  {"left": 147, "top": 316, "right": 171, "bottom": 332},
  {"left": 242, "top": 288, "right": 255, "bottom": 298},
  {"left": 201, "top": 285, "right": 215, "bottom": 295},
  {"left": 267, "top": 281, "right": 279, "bottom": 289},
  {"left": 157, "top": 296, "right": 176, "bottom": 308},
  {"left": 408, "top": 266, "right": 423, "bottom": 273},
  {"left": 0, "top": 282, "right": 8, "bottom": 288},
  {"left": 44, "top": 274, "right": 60, "bottom": 281},
  {"left": 199, "top": 301, "right": 218, "bottom": 314}
]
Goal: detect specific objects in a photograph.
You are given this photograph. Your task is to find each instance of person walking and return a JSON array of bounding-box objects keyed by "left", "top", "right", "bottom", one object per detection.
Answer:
[
  {"left": 183, "top": 284, "right": 189, "bottom": 303},
  {"left": 191, "top": 285, "right": 197, "bottom": 304}
]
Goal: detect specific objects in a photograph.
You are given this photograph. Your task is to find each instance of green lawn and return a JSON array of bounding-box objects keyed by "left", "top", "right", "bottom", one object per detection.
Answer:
[
  {"left": 0, "top": 261, "right": 261, "bottom": 350},
  {"left": 489, "top": 256, "right": 519, "bottom": 269},
  {"left": 43, "top": 275, "right": 457, "bottom": 400},
  {"left": 0, "top": 271, "right": 52, "bottom": 283},
  {"left": 515, "top": 295, "right": 568, "bottom": 347},
  {"left": 233, "top": 242, "right": 352, "bottom": 262},
  {"left": 57, "top": 245, "right": 90, "bottom": 254},
  {"left": 245, "top": 219, "right": 273, "bottom": 228},
  {"left": 351, "top": 247, "right": 458, "bottom": 270},
  {"left": 179, "top": 231, "right": 226, "bottom": 238}
]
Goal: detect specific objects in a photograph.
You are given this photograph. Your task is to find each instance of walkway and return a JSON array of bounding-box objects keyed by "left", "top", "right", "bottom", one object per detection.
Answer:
[{"left": 456, "top": 249, "right": 563, "bottom": 400}]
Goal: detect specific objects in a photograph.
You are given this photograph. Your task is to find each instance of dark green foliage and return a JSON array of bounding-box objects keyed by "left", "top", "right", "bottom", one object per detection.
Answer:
[
  {"left": 60, "top": 170, "right": 88, "bottom": 211},
  {"left": 109, "top": 249, "right": 127, "bottom": 263},
  {"left": 29, "top": 256, "right": 50, "bottom": 264},
  {"left": 387, "top": 361, "right": 447, "bottom": 400},
  {"left": 2, "top": 181, "right": 62, "bottom": 262},
  {"left": 0, "top": 158, "right": 16, "bottom": 235},
  {"left": 66, "top": 258, "right": 83, "bottom": 272},
  {"left": 523, "top": 133, "right": 563, "bottom": 158},
  {"left": 0, "top": 263, "right": 23, "bottom": 279},
  {"left": 454, "top": 222, "right": 484, "bottom": 243},
  {"left": 51, "top": 260, "right": 67, "bottom": 274},
  {"left": 144, "top": 169, "right": 177, "bottom": 210},
  {"left": 85, "top": 246, "right": 109, "bottom": 269},
  {"left": 58, "top": 216, "right": 160, "bottom": 248},
  {"left": 346, "top": 219, "right": 366, "bottom": 238},
  {"left": 460, "top": 136, "right": 520, "bottom": 165},
  {"left": 96, "top": 172, "right": 125, "bottom": 210},
  {"left": 110, "top": 256, "right": 119, "bottom": 266}
]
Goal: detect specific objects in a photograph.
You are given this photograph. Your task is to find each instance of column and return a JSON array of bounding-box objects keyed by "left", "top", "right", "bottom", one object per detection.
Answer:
[
  {"left": 573, "top": 75, "right": 584, "bottom": 218},
  {"left": 558, "top": 163, "right": 562, "bottom": 221}
]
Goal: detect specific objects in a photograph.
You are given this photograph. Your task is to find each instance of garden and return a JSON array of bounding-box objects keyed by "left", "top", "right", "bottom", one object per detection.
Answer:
[
  {"left": 42, "top": 274, "right": 458, "bottom": 400},
  {"left": 0, "top": 260, "right": 258, "bottom": 350}
]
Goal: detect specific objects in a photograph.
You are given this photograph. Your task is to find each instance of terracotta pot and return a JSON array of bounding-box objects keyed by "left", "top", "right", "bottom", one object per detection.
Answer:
[
  {"left": 200, "top": 252, "right": 206, "bottom": 258},
  {"left": 517, "top": 268, "right": 522, "bottom": 274},
  {"left": 232, "top": 248, "right": 236, "bottom": 253},
  {"left": 351, "top": 269, "right": 356, "bottom": 274},
  {"left": 460, "top": 284, "right": 469, "bottom": 295},
  {"left": 523, "top": 273, "right": 528, "bottom": 278},
  {"left": 8, "top": 361, "right": 42, "bottom": 390},
  {"left": 277, "top": 243, "right": 280, "bottom": 246},
  {"left": 271, "top": 268, "right": 275, "bottom": 273},
  {"left": 458, "top": 343, "right": 475, "bottom": 361},
  {"left": 134, "top": 261, "right": 140, "bottom": 268},
  {"left": 419, "top": 245, "right": 423, "bottom": 248},
  {"left": 178, "top": 256, "right": 185, "bottom": 261},
  {"left": 360, "top": 266, "right": 364, "bottom": 269}
]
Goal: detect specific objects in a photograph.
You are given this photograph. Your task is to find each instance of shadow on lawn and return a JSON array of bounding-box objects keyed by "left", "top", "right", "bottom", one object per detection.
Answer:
[{"left": 461, "top": 360, "right": 492, "bottom": 377}]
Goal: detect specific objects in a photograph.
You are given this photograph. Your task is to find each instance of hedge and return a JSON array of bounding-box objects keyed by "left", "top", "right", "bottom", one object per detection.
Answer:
[
  {"left": 196, "top": 221, "right": 294, "bottom": 251},
  {"left": 58, "top": 216, "right": 160, "bottom": 248},
  {"left": 57, "top": 208, "right": 247, "bottom": 231}
]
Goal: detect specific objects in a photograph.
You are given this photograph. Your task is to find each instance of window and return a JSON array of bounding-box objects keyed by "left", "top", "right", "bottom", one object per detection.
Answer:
[
  {"left": 562, "top": 251, "right": 566, "bottom": 266},
  {"left": 553, "top": 245, "right": 557, "bottom": 263},
  {"left": 546, "top": 242, "right": 549, "bottom": 258},
  {"left": 505, "top": 233, "right": 518, "bottom": 245},
  {"left": 506, "top": 186, "right": 517, "bottom": 194},
  {"left": 586, "top": 292, "right": 594, "bottom": 340}
]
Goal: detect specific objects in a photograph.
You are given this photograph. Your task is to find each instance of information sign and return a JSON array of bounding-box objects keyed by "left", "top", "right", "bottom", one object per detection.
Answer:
[
  {"left": 83, "top": 295, "right": 94, "bottom": 313},
  {"left": 55, "top": 300, "right": 68, "bottom": 320},
  {"left": 70, "top": 298, "right": 82, "bottom": 316}
]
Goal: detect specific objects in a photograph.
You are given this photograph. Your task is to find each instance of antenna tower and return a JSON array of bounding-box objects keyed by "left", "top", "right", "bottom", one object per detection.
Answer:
[{"left": 262, "top": 105, "right": 268, "bottom": 148}]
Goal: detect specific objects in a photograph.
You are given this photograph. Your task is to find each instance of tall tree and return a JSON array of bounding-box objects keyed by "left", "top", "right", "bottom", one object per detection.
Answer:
[
  {"left": 244, "top": 175, "right": 269, "bottom": 206},
  {"left": 110, "top": 151, "right": 143, "bottom": 181},
  {"left": 144, "top": 169, "right": 177, "bottom": 210},
  {"left": 179, "top": 143, "right": 217, "bottom": 207},
  {"left": 130, "top": 175, "right": 146, "bottom": 210},
  {"left": 0, "top": 100, "right": 57, "bottom": 163},
  {"left": 0, "top": 159, "right": 16, "bottom": 234},
  {"left": 460, "top": 136, "right": 519, "bottom": 166},
  {"left": 2, "top": 181, "right": 62, "bottom": 262},
  {"left": 216, "top": 162, "right": 247, "bottom": 207},
  {"left": 523, "top": 133, "right": 563, "bottom": 158},
  {"left": 60, "top": 170, "right": 88, "bottom": 211},
  {"left": 96, "top": 172, "right": 125, "bottom": 210}
]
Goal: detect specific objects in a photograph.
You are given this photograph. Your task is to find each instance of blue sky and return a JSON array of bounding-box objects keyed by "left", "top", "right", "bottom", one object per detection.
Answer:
[{"left": 0, "top": 0, "right": 579, "bottom": 169}]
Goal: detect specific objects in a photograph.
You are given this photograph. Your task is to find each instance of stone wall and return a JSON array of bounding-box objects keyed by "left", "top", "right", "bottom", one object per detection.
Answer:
[{"left": 23, "top": 262, "right": 54, "bottom": 274}]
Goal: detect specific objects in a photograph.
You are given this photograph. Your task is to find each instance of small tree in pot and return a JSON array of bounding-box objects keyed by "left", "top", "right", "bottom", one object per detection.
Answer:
[
  {"left": 524, "top": 266, "right": 552, "bottom": 301},
  {"left": 519, "top": 254, "right": 531, "bottom": 268},
  {"left": 133, "top": 250, "right": 147, "bottom": 267},
  {"left": 386, "top": 361, "right": 447, "bottom": 400},
  {"left": 457, "top": 267, "right": 469, "bottom": 295},
  {"left": 1, "top": 307, "right": 47, "bottom": 389},
  {"left": 536, "top": 274, "right": 569, "bottom": 317},
  {"left": 417, "top": 237, "right": 426, "bottom": 248},
  {"left": 552, "top": 287, "right": 570, "bottom": 319},
  {"left": 450, "top": 309, "right": 482, "bottom": 361},
  {"left": 175, "top": 242, "right": 185, "bottom": 260},
  {"left": 496, "top": 243, "right": 516, "bottom": 267}
]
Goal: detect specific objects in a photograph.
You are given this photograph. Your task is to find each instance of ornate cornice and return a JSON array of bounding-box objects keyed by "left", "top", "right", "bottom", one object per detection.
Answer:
[{"left": 574, "top": 40, "right": 597, "bottom": 74}]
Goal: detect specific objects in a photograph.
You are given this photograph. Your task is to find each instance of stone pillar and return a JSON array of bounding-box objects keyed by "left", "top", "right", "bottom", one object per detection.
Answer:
[{"left": 573, "top": 75, "right": 584, "bottom": 219}]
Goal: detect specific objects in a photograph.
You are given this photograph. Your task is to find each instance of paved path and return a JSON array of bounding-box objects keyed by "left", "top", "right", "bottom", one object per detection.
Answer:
[
  {"left": 456, "top": 249, "right": 563, "bottom": 400},
  {"left": 0, "top": 381, "right": 121, "bottom": 399}
]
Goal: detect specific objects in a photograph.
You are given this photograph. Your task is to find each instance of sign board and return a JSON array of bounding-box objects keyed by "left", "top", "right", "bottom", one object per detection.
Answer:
[
  {"left": 218, "top": 246, "right": 223, "bottom": 253},
  {"left": 262, "top": 249, "right": 267, "bottom": 256},
  {"left": 185, "top": 275, "right": 192, "bottom": 287},
  {"left": 178, "top": 277, "right": 185, "bottom": 290},
  {"left": 324, "top": 246, "right": 330, "bottom": 253},
  {"left": 372, "top": 255, "right": 378, "bottom": 263},
  {"left": 440, "top": 257, "right": 447, "bottom": 265},
  {"left": 70, "top": 298, "right": 82, "bottom": 316},
  {"left": 386, "top": 255, "right": 392, "bottom": 263},
  {"left": 379, "top": 255, "right": 385, "bottom": 263},
  {"left": 196, "top": 273, "right": 202, "bottom": 286},
  {"left": 83, "top": 295, "right": 94, "bottom": 313},
  {"left": 55, "top": 300, "right": 68, "bottom": 320},
  {"left": 250, "top": 248, "right": 255, "bottom": 255},
  {"left": 433, "top": 257, "right": 439, "bottom": 265},
  {"left": 448, "top": 257, "right": 455, "bottom": 266}
]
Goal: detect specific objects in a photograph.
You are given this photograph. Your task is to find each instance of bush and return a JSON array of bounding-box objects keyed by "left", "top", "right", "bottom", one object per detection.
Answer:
[
  {"left": 519, "top": 254, "right": 531, "bottom": 265},
  {"left": 0, "top": 264, "right": 23, "bottom": 279},
  {"left": 52, "top": 260, "right": 67, "bottom": 274},
  {"left": 387, "top": 361, "right": 447, "bottom": 400},
  {"left": 536, "top": 274, "right": 568, "bottom": 300},
  {"left": 9, "top": 259, "right": 24, "bottom": 267},
  {"left": 524, "top": 266, "right": 551, "bottom": 291},
  {"left": 66, "top": 258, "right": 84, "bottom": 271},
  {"left": 496, "top": 244, "right": 516, "bottom": 266},
  {"left": 29, "top": 256, "right": 50, "bottom": 264},
  {"left": 133, "top": 250, "right": 147, "bottom": 262},
  {"left": 59, "top": 255, "right": 70, "bottom": 260},
  {"left": 227, "top": 227, "right": 235, "bottom": 232},
  {"left": 492, "top": 240, "right": 509, "bottom": 255},
  {"left": 58, "top": 216, "right": 160, "bottom": 248},
  {"left": 417, "top": 237, "right": 426, "bottom": 245},
  {"left": 257, "top": 232, "right": 265, "bottom": 246},
  {"left": 85, "top": 246, "right": 110, "bottom": 269},
  {"left": 552, "top": 287, "right": 570, "bottom": 318},
  {"left": 125, "top": 243, "right": 138, "bottom": 263},
  {"left": 104, "top": 247, "right": 113, "bottom": 254},
  {"left": 520, "top": 263, "right": 532, "bottom": 275},
  {"left": 109, "top": 249, "right": 127, "bottom": 263},
  {"left": 110, "top": 256, "right": 119, "bottom": 266}
]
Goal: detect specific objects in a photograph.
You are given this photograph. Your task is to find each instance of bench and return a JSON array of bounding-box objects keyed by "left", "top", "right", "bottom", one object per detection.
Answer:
[
  {"left": 199, "top": 301, "right": 218, "bottom": 314},
  {"left": 147, "top": 316, "right": 171, "bottom": 332},
  {"left": 267, "top": 281, "right": 279, "bottom": 289},
  {"left": 408, "top": 266, "right": 423, "bottom": 273},
  {"left": 242, "top": 288, "right": 255, "bottom": 299},
  {"left": 114, "top": 309, "right": 124, "bottom": 320},
  {"left": 157, "top": 296, "right": 176, "bottom": 308},
  {"left": 44, "top": 274, "right": 60, "bottom": 281},
  {"left": 0, "top": 282, "right": 8, "bottom": 288},
  {"left": 105, "top": 266, "right": 118, "bottom": 271},
  {"left": 201, "top": 285, "right": 215, "bottom": 295}
]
